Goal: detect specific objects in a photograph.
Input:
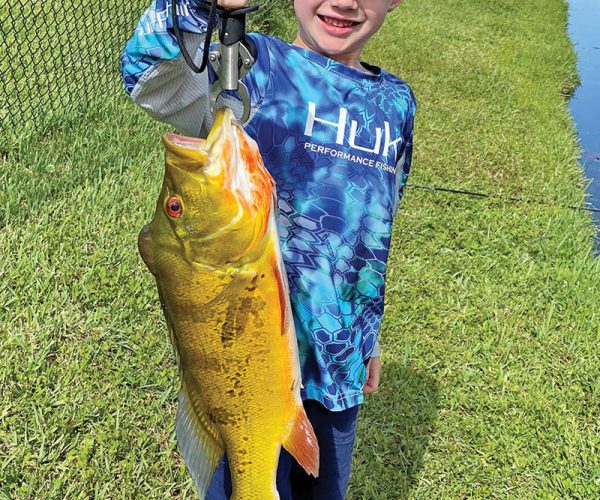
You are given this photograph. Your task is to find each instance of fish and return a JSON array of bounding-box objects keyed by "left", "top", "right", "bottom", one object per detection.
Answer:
[{"left": 137, "top": 108, "right": 319, "bottom": 499}]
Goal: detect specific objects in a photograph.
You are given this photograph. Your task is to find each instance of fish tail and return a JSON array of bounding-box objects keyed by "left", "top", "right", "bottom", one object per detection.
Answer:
[
  {"left": 176, "top": 386, "right": 225, "bottom": 498},
  {"left": 282, "top": 405, "right": 320, "bottom": 477}
]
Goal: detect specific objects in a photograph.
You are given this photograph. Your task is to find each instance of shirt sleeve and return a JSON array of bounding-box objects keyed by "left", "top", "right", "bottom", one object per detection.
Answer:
[
  {"left": 120, "top": 0, "right": 214, "bottom": 136},
  {"left": 393, "top": 90, "right": 416, "bottom": 213},
  {"left": 120, "top": 0, "right": 270, "bottom": 137}
]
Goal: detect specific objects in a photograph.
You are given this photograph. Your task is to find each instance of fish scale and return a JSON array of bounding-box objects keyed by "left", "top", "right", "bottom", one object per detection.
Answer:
[{"left": 138, "top": 108, "right": 319, "bottom": 499}]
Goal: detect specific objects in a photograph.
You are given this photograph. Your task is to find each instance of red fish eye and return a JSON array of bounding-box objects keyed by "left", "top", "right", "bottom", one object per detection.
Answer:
[{"left": 166, "top": 197, "right": 182, "bottom": 218}]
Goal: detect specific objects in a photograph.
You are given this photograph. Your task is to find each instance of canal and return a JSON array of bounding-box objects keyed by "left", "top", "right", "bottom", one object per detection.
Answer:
[{"left": 567, "top": 0, "right": 600, "bottom": 246}]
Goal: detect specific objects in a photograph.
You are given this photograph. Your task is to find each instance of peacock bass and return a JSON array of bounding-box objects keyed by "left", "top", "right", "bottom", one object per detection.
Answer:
[{"left": 138, "top": 108, "right": 319, "bottom": 499}]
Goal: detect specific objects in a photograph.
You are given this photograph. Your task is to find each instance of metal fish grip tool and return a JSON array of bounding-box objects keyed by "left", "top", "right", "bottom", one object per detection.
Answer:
[{"left": 172, "top": 0, "right": 259, "bottom": 124}]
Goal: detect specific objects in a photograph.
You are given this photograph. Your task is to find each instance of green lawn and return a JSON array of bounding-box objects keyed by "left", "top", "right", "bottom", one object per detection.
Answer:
[{"left": 1, "top": 0, "right": 599, "bottom": 498}]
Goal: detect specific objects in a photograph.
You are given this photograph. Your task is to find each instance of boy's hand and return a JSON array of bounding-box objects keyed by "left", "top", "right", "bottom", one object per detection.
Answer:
[
  {"left": 363, "top": 357, "right": 381, "bottom": 394},
  {"left": 217, "top": 0, "right": 249, "bottom": 8}
]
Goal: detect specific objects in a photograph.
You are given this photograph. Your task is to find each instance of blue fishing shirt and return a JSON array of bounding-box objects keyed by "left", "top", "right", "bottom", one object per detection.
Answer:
[{"left": 122, "top": 0, "right": 416, "bottom": 411}]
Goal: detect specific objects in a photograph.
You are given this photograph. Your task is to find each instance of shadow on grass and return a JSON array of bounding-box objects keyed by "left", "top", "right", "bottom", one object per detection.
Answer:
[{"left": 348, "top": 362, "right": 439, "bottom": 499}]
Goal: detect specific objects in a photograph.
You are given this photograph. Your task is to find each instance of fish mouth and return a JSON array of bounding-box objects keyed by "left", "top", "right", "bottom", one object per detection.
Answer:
[
  {"left": 162, "top": 109, "right": 235, "bottom": 175},
  {"left": 162, "top": 133, "right": 209, "bottom": 172},
  {"left": 206, "top": 107, "right": 236, "bottom": 149},
  {"left": 163, "top": 133, "right": 207, "bottom": 150}
]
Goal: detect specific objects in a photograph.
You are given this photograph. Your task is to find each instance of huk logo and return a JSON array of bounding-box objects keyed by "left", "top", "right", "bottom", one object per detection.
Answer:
[{"left": 303, "top": 102, "right": 403, "bottom": 159}]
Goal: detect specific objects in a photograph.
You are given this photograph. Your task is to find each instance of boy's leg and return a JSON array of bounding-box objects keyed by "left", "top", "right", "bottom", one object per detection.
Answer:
[
  {"left": 205, "top": 450, "right": 293, "bottom": 499},
  {"left": 290, "top": 400, "right": 360, "bottom": 500},
  {"left": 205, "top": 455, "right": 231, "bottom": 500}
]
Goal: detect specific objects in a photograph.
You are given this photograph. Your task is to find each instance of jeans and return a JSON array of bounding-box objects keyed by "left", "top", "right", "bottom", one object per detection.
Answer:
[{"left": 206, "top": 400, "right": 360, "bottom": 500}]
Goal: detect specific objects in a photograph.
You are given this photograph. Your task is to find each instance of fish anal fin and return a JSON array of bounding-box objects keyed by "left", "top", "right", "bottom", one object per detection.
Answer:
[
  {"left": 176, "top": 386, "right": 225, "bottom": 498},
  {"left": 281, "top": 406, "right": 320, "bottom": 477}
]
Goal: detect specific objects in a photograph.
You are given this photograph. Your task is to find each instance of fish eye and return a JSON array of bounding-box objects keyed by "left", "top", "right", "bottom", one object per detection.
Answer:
[{"left": 166, "top": 196, "right": 183, "bottom": 218}]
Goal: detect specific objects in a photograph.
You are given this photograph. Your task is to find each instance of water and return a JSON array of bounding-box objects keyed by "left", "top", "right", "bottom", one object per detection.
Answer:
[{"left": 567, "top": 0, "right": 600, "bottom": 244}]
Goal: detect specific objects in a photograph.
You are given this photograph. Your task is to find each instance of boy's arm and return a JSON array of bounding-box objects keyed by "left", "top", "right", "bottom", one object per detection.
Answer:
[
  {"left": 363, "top": 356, "right": 381, "bottom": 395},
  {"left": 121, "top": 0, "right": 251, "bottom": 137},
  {"left": 363, "top": 339, "right": 381, "bottom": 395},
  {"left": 364, "top": 91, "right": 416, "bottom": 396},
  {"left": 393, "top": 94, "right": 416, "bottom": 213},
  {"left": 394, "top": 90, "right": 417, "bottom": 213}
]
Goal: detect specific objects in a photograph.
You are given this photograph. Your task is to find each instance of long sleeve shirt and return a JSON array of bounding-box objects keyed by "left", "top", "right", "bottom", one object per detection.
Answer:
[{"left": 122, "top": 0, "right": 416, "bottom": 411}]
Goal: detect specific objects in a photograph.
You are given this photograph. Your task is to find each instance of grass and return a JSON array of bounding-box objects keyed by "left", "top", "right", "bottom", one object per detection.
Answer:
[{"left": 1, "top": 0, "right": 599, "bottom": 498}]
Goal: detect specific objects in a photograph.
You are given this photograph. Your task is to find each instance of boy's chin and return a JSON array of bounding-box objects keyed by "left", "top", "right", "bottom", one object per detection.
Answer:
[
  {"left": 295, "top": 32, "right": 364, "bottom": 66},
  {"left": 323, "top": 50, "right": 363, "bottom": 67},
  {"left": 312, "top": 40, "right": 362, "bottom": 61}
]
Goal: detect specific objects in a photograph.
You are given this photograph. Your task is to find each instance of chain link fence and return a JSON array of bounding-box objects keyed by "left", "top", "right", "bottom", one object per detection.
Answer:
[
  {"left": 0, "top": 0, "right": 290, "bottom": 139},
  {"left": 0, "top": 0, "right": 150, "bottom": 136}
]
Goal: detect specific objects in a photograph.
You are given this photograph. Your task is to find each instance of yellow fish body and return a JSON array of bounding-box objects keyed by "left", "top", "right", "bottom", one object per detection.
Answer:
[{"left": 138, "top": 109, "right": 319, "bottom": 499}]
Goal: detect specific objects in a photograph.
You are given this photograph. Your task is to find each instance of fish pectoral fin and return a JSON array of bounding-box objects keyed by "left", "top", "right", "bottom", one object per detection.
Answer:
[
  {"left": 281, "top": 406, "right": 320, "bottom": 478},
  {"left": 176, "top": 387, "right": 225, "bottom": 498}
]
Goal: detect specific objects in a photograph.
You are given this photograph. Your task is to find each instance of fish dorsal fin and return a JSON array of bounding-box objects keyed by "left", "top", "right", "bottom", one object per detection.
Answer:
[
  {"left": 281, "top": 406, "right": 320, "bottom": 477},
  {"left": 176, "top": 386, "right": 225, "bottom": 498}
]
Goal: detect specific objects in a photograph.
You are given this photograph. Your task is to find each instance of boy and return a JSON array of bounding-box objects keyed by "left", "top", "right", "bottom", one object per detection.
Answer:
[{"left": 122, "top": 0, "right": 415, "bottom": 498}]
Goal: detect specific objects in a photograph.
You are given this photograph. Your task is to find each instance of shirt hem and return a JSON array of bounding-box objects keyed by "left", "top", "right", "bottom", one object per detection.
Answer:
[{"left": 301, "top": 385, "right": 364, "bottom": 412}]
